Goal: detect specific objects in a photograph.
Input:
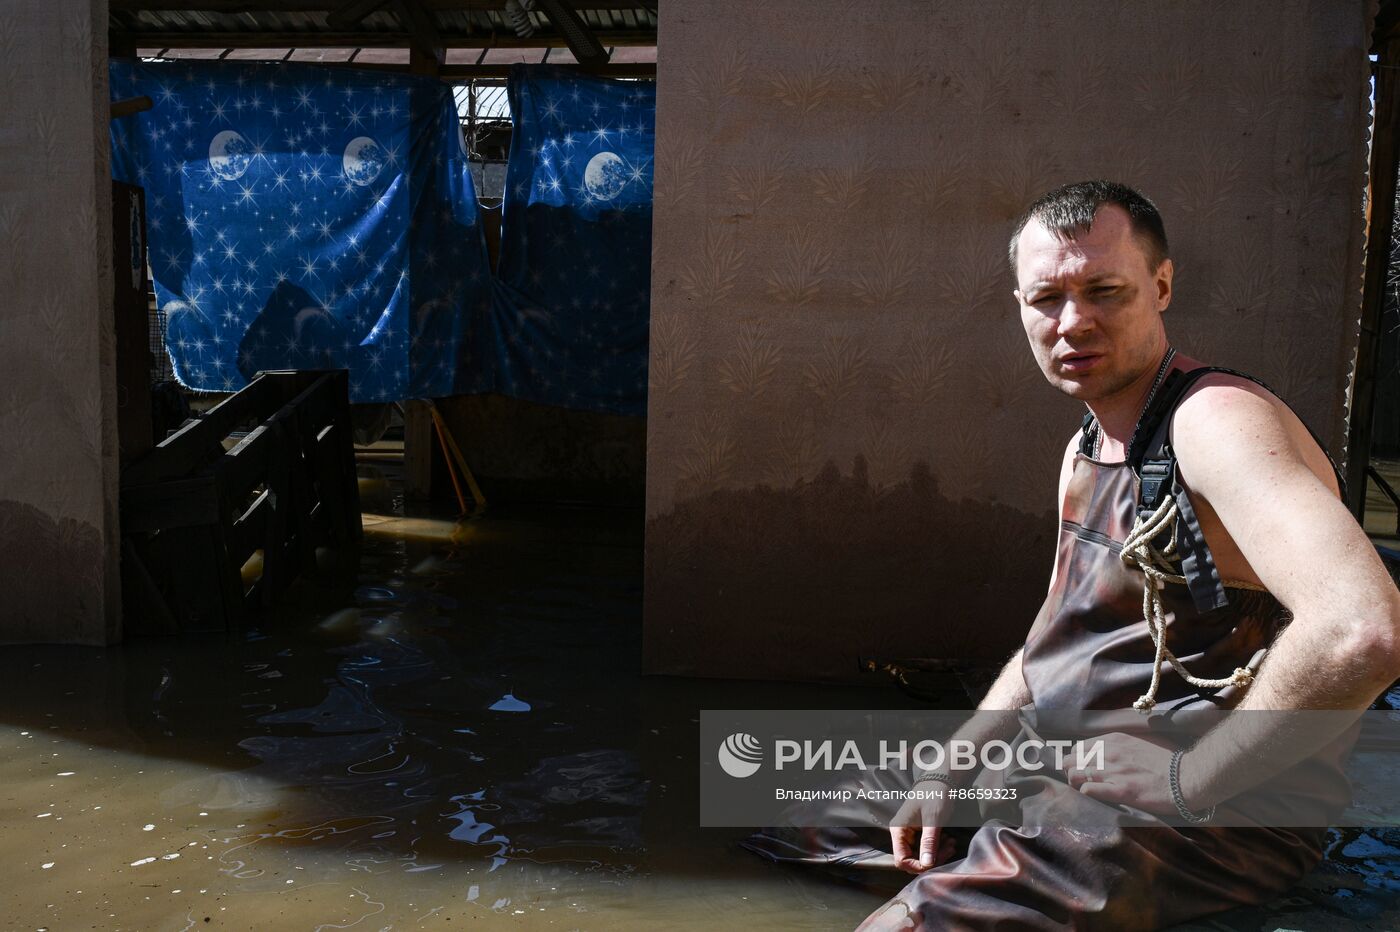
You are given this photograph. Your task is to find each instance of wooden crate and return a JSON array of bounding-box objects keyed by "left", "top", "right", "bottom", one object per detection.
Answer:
[{"left": 120, "top": 370, "right": 362, "bottom": 634}]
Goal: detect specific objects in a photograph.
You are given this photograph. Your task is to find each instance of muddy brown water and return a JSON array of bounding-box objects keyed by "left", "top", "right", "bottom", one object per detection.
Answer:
[{"left": 1, "top": 469, "right": 1397, "bottom": 930}]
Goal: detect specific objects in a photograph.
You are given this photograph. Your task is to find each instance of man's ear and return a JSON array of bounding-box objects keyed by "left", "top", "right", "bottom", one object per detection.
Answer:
[
  {"left": 1155, "top": 258, "right": 1174, "bottom": 311},
  {"left": 1013, "top": 289, "right": 1024, "bottom": 305}
]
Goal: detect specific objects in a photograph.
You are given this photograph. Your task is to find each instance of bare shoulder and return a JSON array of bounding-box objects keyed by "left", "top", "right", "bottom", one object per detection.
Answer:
[{"left": 1169, "top": 371, "right": 1338, "bottom": 498}]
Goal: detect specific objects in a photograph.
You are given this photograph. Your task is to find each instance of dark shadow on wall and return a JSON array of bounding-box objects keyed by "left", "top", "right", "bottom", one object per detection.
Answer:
[
  {"left": 0, "top": 499, "right": 106, "bottom": 644},
  {"left": 643, "top": 457, "right": 1057, "bottom": 682}
]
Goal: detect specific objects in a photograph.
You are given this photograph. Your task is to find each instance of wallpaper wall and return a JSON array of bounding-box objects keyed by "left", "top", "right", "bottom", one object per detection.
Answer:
[
  {"left": 644, "top": 0, "right": 1372, "bottom": 680},
  {"left": 0, "top": 1, "right": 122, "bottom": 643}
]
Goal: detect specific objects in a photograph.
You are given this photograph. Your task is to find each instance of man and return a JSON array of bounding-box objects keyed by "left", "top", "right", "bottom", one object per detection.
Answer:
[{"left": 746, "top": 181, "right": 1400, "bottom": 929}]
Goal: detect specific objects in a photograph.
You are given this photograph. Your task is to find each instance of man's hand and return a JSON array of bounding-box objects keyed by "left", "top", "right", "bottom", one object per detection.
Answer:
[
  {"left": 889, "top": 785, "right": 956, "bottom": 874},
  {"left": 1064, "top": 732, "right": 1177, "bottom": 817}
]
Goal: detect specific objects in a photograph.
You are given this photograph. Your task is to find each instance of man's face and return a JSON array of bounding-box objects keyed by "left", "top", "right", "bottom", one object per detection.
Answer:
[{"left": 1013, "top": 204, "right": 1173, "bottom": 403}]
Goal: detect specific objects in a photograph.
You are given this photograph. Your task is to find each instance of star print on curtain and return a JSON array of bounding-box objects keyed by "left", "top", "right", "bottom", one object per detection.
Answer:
[
  {"left": 108, "top": 59, "right": 491, "bottom": 403},
  {"left": 489, "top": 65, "right": 655, "bottom": 417}
]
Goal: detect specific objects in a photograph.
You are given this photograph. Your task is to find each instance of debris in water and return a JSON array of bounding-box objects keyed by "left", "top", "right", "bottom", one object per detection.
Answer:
[{"left": 488, "top": 693, "right": 530, "bottom": 713}]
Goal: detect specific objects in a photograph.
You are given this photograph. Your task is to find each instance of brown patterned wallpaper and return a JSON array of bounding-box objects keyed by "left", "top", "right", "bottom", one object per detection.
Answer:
[
  {"left": 0, "top": 1, "right": 122, "bottom": 643},
  {"left": 643, "top": 0, "right": 1372, "bottom": 680}
]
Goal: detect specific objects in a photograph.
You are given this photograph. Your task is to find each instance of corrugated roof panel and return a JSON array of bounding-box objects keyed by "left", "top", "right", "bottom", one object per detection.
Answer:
[
  {"left": 351, "top": 48, "right": 410, "bottom": 64},
  {"left": 609, "top": 45, "right": 657, "bottom": 63},
  {"left": 289, "top": 48, "right": 357, "bottom": 62},
  {"left": 482, "top": 47, "right": 549, "bottom": 64},
  {"left": 223, "top": 48, "right": 292, "bottom": 60}
]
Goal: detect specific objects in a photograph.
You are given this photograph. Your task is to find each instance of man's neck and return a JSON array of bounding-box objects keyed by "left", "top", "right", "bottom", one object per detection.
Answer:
[{"left": 1088, "top": 347, "right": 1189, "bottom": 458}]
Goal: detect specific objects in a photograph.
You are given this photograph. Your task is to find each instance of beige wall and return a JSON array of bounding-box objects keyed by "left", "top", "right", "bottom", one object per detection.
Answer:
[
  {"left": 0, "top": 1, "right": 121, "bottom": 643},
  {"left": 644, "top": 0, "right": 1371, "bottom": 680}
]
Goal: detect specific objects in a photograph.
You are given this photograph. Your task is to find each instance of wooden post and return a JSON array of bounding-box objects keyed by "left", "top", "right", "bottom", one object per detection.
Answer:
[
  {"left": 403, "top": 400, "right": 434, "bottom": 499},
  {"left": 1348, "top": 32, "right": 1400, "bottom": 519},
  {"left": 401, "top": 0, "right": 445, "bottom": 77},
  {"left": 402, "top": 1, "right": 443, "bottom": 499}
]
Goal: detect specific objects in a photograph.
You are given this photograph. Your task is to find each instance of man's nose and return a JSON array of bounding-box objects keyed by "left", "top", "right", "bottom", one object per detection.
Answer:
[{"left": 1057, "top": 298, "right": 1095, "bottom": 338}]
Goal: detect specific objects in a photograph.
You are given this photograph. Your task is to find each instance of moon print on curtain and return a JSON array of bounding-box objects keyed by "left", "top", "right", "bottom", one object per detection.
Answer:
[
  {"left": 107, "top": 59, "right": 492, "bottom": 403},
  {"left": 489, "top": 65, "right": 655, "bottom": 417}
]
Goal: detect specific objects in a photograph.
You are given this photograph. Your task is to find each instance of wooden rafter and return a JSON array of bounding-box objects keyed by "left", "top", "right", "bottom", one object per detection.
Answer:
[{"left": 111, "top": 29, "right": 656, "bottom": 48}]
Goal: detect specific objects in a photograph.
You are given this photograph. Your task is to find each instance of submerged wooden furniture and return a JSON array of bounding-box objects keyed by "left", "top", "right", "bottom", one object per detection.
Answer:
[{"left": 120, "top": 370, "right": 362, "bottom": 633}]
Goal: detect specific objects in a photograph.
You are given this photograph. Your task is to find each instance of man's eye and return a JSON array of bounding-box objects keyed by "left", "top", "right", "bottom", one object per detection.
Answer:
[{"left": 1031, "top": 295, "right": 1057, "bottom": 306}]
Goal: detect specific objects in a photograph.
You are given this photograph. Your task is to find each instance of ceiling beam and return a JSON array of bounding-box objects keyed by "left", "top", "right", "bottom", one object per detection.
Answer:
[
  {"left": 396, "top": 0, "right": 446, "bottom": 69},
  {"left": 107, "top": 52, "right": 655, "bottom": 78},
  {"left": 111, "top": 29, "right": 655, "bottom": 47},
  {"left": 110, "top": 0, "right": 648, "bottom": 11}
]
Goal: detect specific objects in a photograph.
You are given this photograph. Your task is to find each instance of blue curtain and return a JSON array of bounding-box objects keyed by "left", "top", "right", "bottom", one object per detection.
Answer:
[
  {"left": 109, "top": 61, "right": 653, "bottom": 416},
  {"left": 488, "top": 65, "right": 655, "bottom": 417},
  {"left": 109, "top": 60, "right": 490, "bottom": 403}
]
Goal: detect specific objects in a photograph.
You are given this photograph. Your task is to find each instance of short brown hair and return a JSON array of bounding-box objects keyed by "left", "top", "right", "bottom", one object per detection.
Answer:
[{"left": 1008, "top": 180, "right": 1169, "bottom": 273}]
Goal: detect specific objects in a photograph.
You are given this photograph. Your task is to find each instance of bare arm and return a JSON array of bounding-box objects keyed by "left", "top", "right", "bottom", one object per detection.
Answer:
[
  {"left": 1170, "top": 380, "right": 1400, "bottom": 805},
  {"left": 975, "top": 647, "right": 1031, "bottom": 711},
  {"left": 1076, "top": 380, "right": 1400, "bottom": 814}
]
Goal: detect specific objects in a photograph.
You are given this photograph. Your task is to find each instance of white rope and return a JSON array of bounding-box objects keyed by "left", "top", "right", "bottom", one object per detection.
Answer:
[{"left": 1119, "top": 495, "right": 1256, "bottom": 711}]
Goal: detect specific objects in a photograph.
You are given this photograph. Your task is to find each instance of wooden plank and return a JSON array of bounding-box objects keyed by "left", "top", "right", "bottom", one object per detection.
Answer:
[
  {"left": 258, "top": 420, "right": 294, "bottom": 607},
  {"left": 429, "top": 400, "right": 486, "bottom": 508},
  {"left": 1348, "top": 39, "right": 1400, "bottom": 518},
  {"left": 123, "top": 373, "right": 281, "bottom": 486},
  {"left": 228, "top": 490, "right": 271, "bottom": 566},
  {"left": 218, "top": 423, "right": 274, "bottom": 502},
  {"left": 288, "top": 406, "right": 321, "bottom": 573}
]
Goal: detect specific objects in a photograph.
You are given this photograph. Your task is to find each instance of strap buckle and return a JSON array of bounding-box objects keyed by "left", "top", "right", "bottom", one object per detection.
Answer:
[{"left": 1138, "top": 458, "right": 1174, "bottom": 517}]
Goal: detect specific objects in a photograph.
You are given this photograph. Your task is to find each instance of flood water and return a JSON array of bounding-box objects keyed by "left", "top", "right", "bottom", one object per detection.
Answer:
[
  {"left": 0, "top": 467, "right": 893, "bottom": 930},
  {"left": 2, "top": 466, "right": 1398, "bottom": 930}
]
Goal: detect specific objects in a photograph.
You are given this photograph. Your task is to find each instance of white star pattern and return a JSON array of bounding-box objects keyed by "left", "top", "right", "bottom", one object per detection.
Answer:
[{"left": 111, "top": 61, "right": 651, "bottom": 412}]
